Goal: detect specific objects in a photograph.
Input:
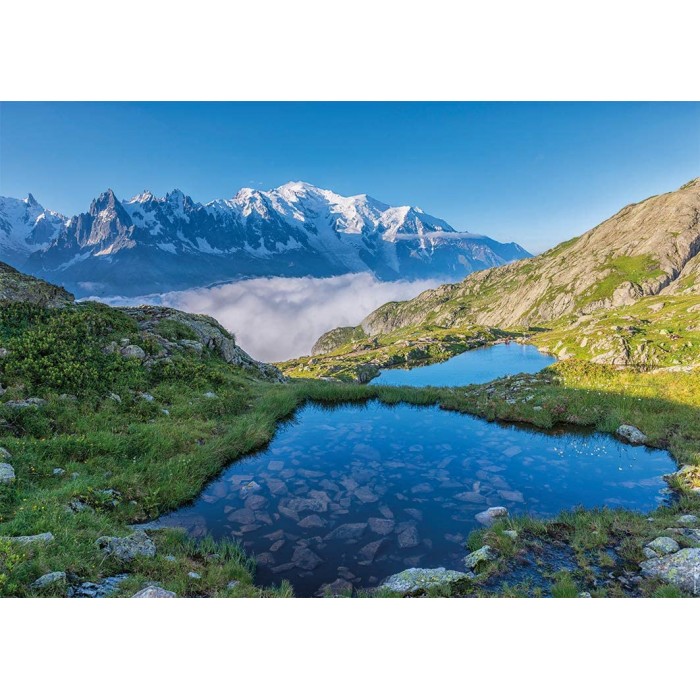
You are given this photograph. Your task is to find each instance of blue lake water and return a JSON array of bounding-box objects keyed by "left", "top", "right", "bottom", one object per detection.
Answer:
[
  {"left": 369, "top": 343, "right": 554, "bottom": 386},
  {"left": 154, "top": 400, "right": 675, "bottom": 597}
]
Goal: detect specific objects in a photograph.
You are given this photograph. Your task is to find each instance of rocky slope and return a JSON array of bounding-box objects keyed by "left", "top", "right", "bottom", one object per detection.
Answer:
[
  {"left": 0, "top": 260, "right": 282, "bottom": 380},
  {"left": 351, "top": 178, "right": 700, "bottom": 336},
  {"left": 290, "top": 178, "right": 700, "bottom": 376},
  {"left": 1, "top": 182, "right": 529, "bottom": 295},
  {"left": 0, "top": 260, "right": 74, "bottom": 307}
]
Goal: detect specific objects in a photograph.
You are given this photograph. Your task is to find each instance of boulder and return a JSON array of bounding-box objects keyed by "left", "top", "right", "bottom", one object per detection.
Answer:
[
  {"left": 0, "top": 463, "right": 16, "bottom": 485},
  {"left": 642, "top": 536, "right": 680, "bottom": 558},
  {"left": 677, "top": 515, "right": 699, "bottom": 526},
  {"left": 475, "top": 506, "right": 509, "bottom": 526},
  {"left": 4, "top": 398, "right": 46, "bottom": 409},
  {"left": 616, "top": 424, "right": 648, "bottom": 445},
  {"left": 95, "top": 531, "right": 156, "bottom": 562},
  {"left": 132, "top": 585, "right": 176, "bottom": 598},
  {"left": 464, "top": 544, "right": 497, "bottom": 570},
  {"left": 31, "top": 571, "right": 67, "bottom": 589},
  {"left": 640, "top": 548, "right": 700, "bottom": 595},
  {"left": 121, "top": 344, "right": 146, "bottom": 360},
  {"left": 380, "top": 567, "right": 473, "bottom": 595}
]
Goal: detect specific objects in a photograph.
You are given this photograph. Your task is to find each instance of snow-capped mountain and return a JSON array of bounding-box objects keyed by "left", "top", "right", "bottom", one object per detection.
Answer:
[
  {"left": 0, "top": 194, "right": 67, "bottom": 266},
  {"left": 1, "top": 182, "right": 530, "bottom": 295}
]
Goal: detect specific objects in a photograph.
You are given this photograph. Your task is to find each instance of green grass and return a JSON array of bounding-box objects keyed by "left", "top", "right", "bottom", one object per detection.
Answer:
[{"left": 2, "top": 298, "right": 699, "bottom": 598}]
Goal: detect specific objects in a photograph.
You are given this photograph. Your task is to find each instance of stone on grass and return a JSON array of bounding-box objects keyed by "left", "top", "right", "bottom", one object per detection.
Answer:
[
  {"left": 31, "top": 571, "right": 66, "bottom": 589},
  {"left": 640, "top": 548, "right": 700, "bottom": 596},
  {"left": 0, "top": 447, "right": 12, "bottom": 460},
  {"left": 677, "top": 515, "right": 699, "bottom": 526},
  {"left": 616, "top": 424, "right": 648, "bottom": 445},
  {"left": 0, "top": 463, "right": 16, "bottom": 485},
  {"left": 52, "top": 468, "right": 66, "bottom": 476},
  {"left": 188, "top": 571, "right": 202, "bottom": 580},
  {"left": 132, "top": 585, "right": 176, "bottom": 598},
  {"left": 380, "top": 567, "right": 473, "bottom": 595},
  {"left": 95, "top": 531, "right": 156, "bottom": 562},
  {"left": 464, "top": 544, "right": 497, "bottom": 570},
  {"left": 121, "top": 345, "right": 146, "bottom": 360},
  {"left": 475, "top": 506, "right": 509, "bottom": 526},
  {"left": 643, "top": 536, "right": 680, "bottom": 558},
  {"left": 3, "top": 532, "right": 54, "bottom": 546}
]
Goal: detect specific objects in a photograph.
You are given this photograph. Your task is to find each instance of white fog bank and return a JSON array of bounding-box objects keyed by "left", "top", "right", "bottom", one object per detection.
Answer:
[{"left": 91, "top": 274, "right": 443, "bottom": 362}]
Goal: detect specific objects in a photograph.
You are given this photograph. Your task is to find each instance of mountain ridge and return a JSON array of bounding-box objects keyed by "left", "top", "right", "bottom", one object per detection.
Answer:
[{"left": 0, "top": 182, "right": 530, "bottom": 295}]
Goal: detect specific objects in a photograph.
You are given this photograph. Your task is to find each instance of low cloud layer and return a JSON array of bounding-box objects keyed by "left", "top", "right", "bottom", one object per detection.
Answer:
[{"left": 93, "top": 274, "right": 441, "bottom": 362}]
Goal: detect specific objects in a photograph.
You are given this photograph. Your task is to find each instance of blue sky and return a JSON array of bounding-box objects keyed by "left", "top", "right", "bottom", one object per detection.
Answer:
[{"left": 1, "top": 102, "right": 698, "bottom": 252}]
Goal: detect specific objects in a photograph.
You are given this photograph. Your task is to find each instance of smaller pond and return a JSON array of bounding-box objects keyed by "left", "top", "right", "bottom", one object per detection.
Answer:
[
  {"left": 368, "top": 342, "right": 554, "bottom": 387},
  {"left": 153, "top": 401, "right": 675, "bottom": 597}
]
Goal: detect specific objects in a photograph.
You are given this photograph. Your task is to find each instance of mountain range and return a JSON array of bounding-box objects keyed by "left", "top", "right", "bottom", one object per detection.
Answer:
[{"left": 0, "top": 182, "right": 530, "bottom": 296}]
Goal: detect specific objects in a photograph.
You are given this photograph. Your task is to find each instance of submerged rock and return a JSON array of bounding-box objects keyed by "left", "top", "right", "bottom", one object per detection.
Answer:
[
  {"left": 616, "top": 425, "right": 648, "bottom": 445},
  {"left": 640, "top": 548, "right": 700, "bottom": 595},
  {"left": 380, "top": 567, "right": 473, "bottom": 595}
]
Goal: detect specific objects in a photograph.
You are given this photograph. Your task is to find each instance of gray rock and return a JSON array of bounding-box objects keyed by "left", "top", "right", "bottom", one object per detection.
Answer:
[
  {"left": 108, "top": 392, "right": 122, "bottom": 403},
  {"left": 95, "top": 531, "right": 156, "bottom": 562},
  {"left": 291, "top": 546, "right": 323, "bottom": 570},
  {"left": 52, "top": 468, "right": 66, "bottom": 476},
  {"left": 132, "top": 586, "right": 176, "bottom": 598},
  {"left": 203, "top": 391, "right": 218, "bottom": 398},
  {"left": 227, "top": 580, "right": 241, "bottom": 590},
  {"left": 0, "top": 463, "right": 16, "bottom": 485},
  {"left": 397, "top": 524, "right": 420, "bottom": 549},
  {"left": 3, "top": 532, "right": 54, "bottom": 546},
  {"left": 188, "top": 571, "right": 202, "bottom": 579},
  {"left": 503, "top": 530, "right": 518, "bottom": 540},
  {"left": 31, "top": 571, "right": 67, "bottom": 589},
  {"left": 298, "top": 514, "right": 326, "bottom": 529},
  {"left": 69, "top": 574, "right": 129, "bottom": 598},
  {"left": 368, "top": 517, "right": 395, "bottom": 535},
  {"left": 138, "top": 392, "right": 155, "bottom": 402},
  {"left": 4, "top": 397, "right": 46, "bottom": 409},
  {"left": 475, "top": 506, "right": 509, "bottom": 526},
  {"left": 358, "top": 539, "right": 385, "bottom": 564},
  {"left": 380, "top": 567, "right": 474, "bottom": 595},
  {"left": 665, "top": 528, "right": 700, "bottom": 545},
  {"left": 640, "top": 548, "right": 700, "bottom": 595},
  {"left": 0, "top": 447, "right": 11, "bottom": 460},
  {"left": 464, "top": 544, "right": 497, "bottom": 570},
  {"left": 616, "top": 424, "right": 648, "bottom": 445},
  {"left": 326, "top": 523, "right": 367, "bottom": 540},
  {"left": 121, "top": 344, "right": 146, "bottom": 360},
  {"left": 643, "top": 536, "right": 680, "bottom": 557},
  {"left": 677, "top": 515, "right": 699, "bottom": 526}
]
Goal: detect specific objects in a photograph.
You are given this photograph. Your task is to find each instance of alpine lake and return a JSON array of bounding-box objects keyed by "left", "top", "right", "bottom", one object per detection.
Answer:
[{"left": 154, "top": 344, "right": 675, "bottom": 596}]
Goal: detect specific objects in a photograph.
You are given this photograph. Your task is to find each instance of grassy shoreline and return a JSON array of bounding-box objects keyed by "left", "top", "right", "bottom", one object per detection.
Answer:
[{"left": 1, "top": 302, "right": 698, "bottom": 597}]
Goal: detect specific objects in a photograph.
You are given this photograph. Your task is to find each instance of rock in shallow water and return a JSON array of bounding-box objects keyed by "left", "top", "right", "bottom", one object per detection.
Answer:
[
  {"left": 640, "top": 548, "right": 700, "bottom": 595},
  {"left": 380, "top": 567, "right": 474, "bottom": 594},
  {"left": 616, "top": 424, "right": 648, "bottom": 445},
  {"left": 475, "top": 506, "right": 509, "bottom": 526}
]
